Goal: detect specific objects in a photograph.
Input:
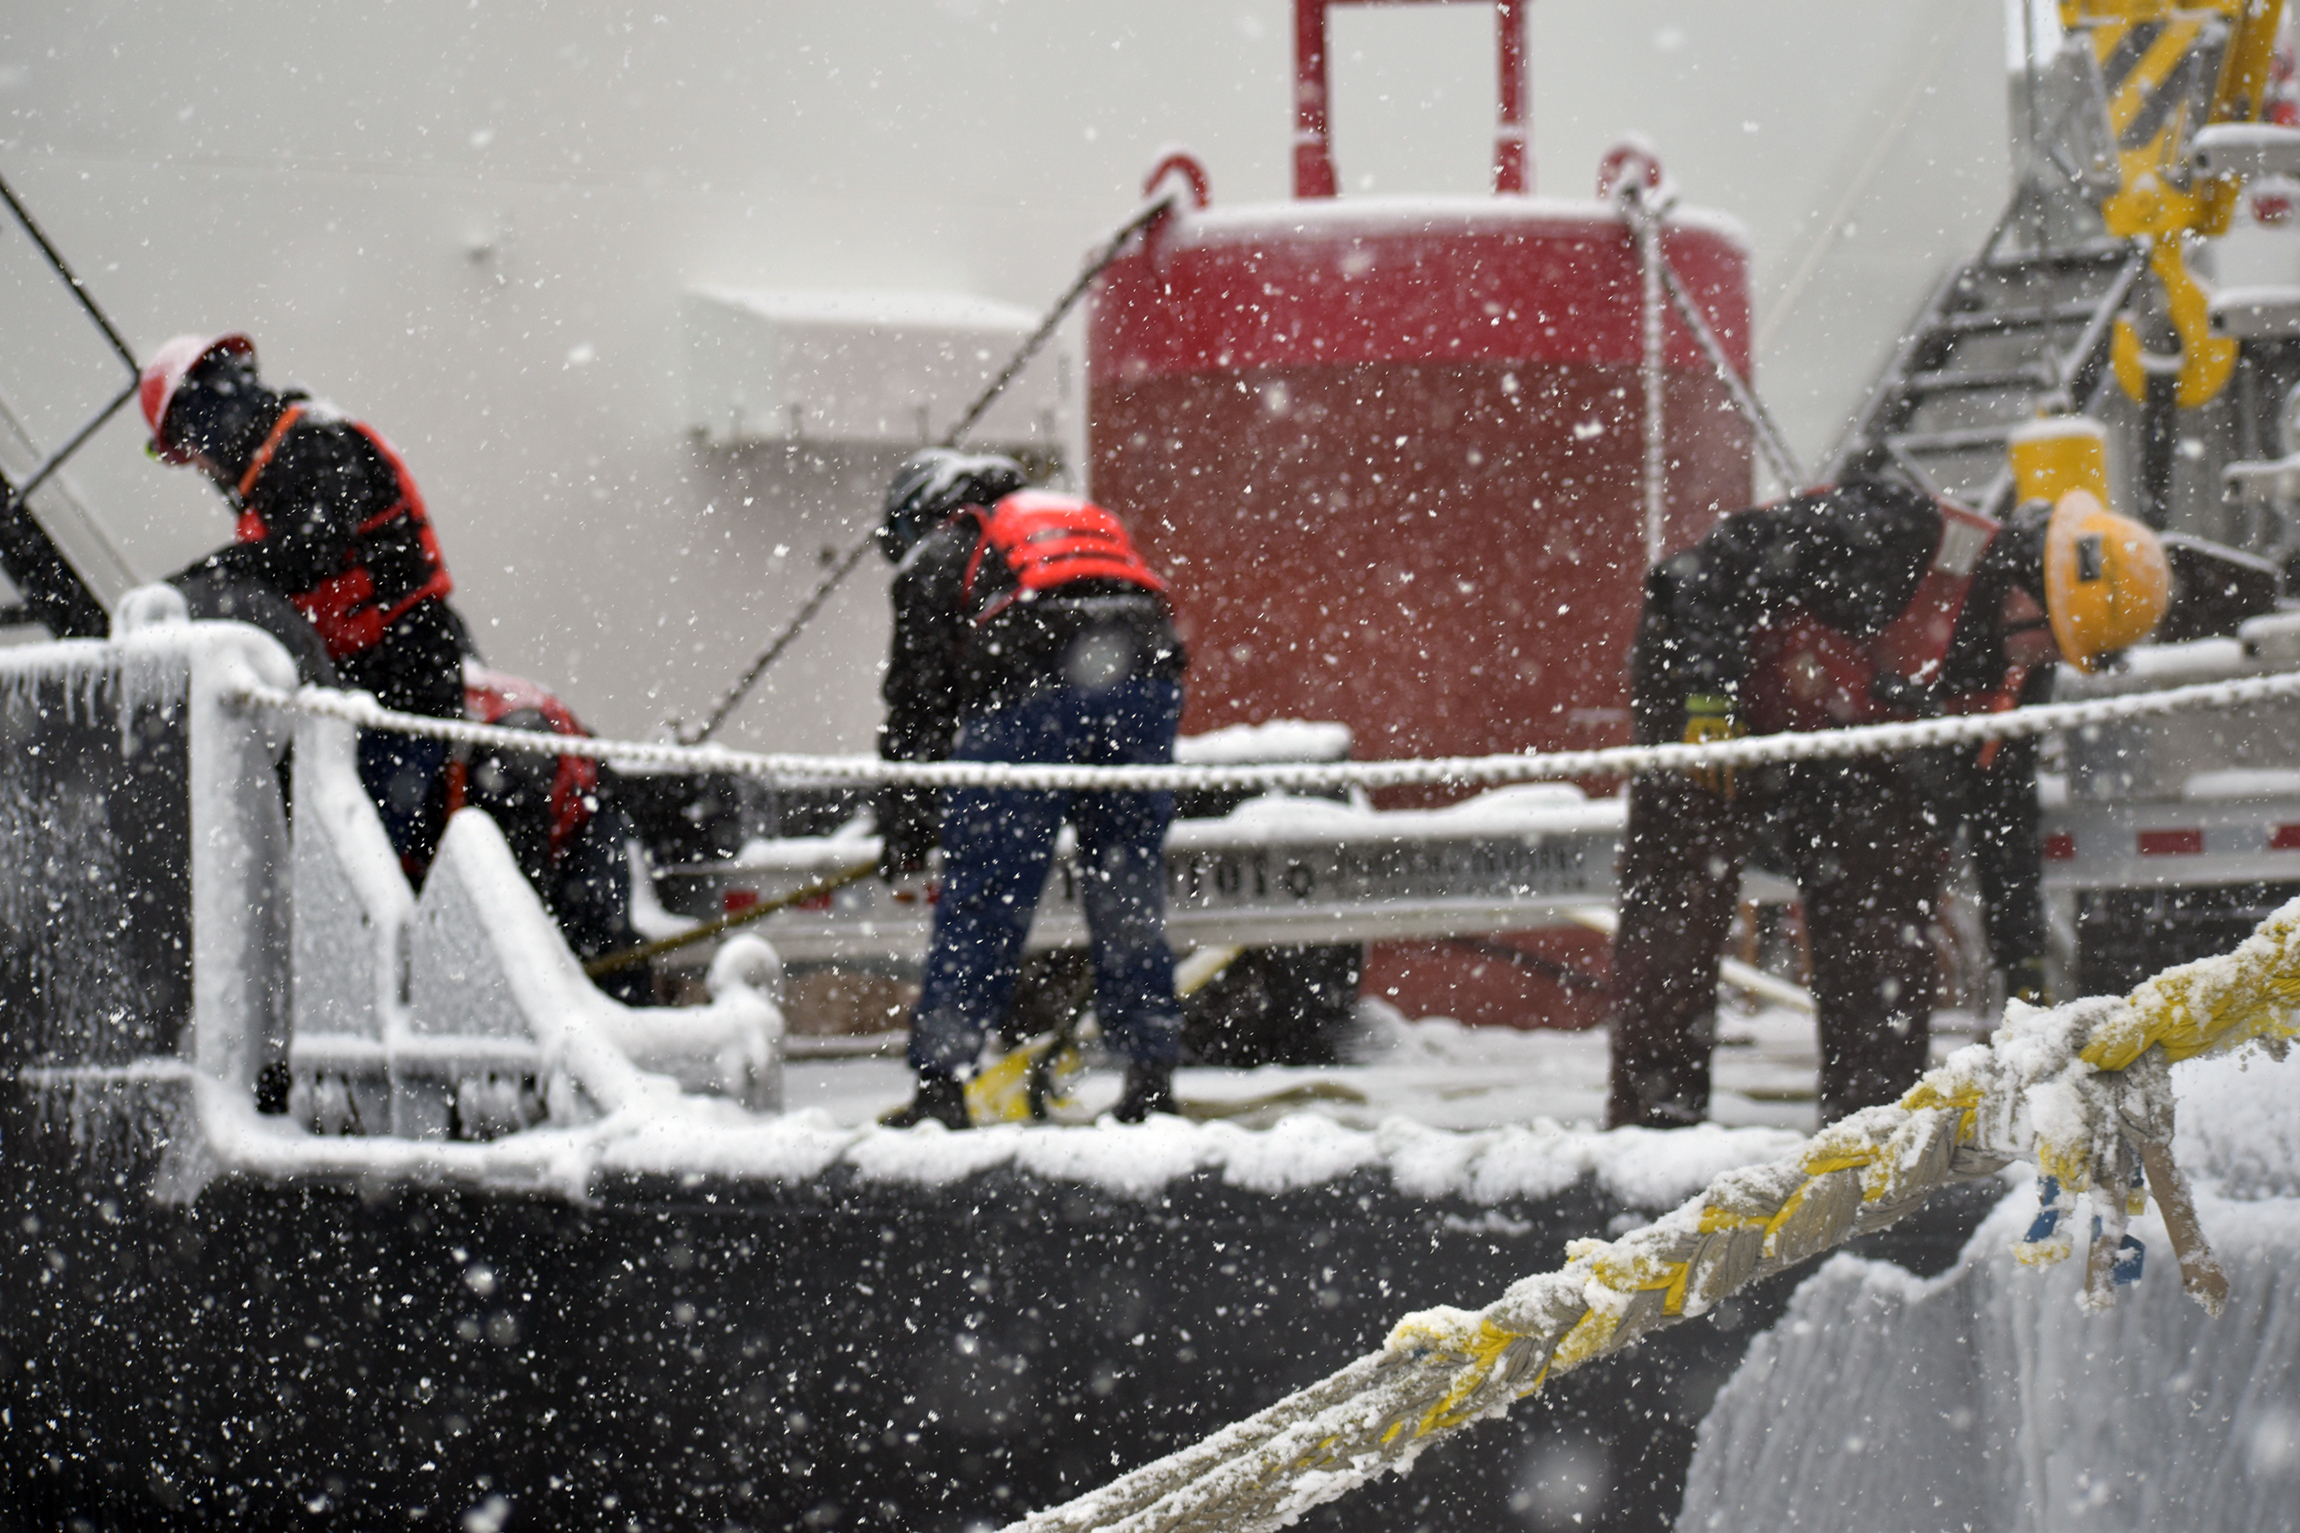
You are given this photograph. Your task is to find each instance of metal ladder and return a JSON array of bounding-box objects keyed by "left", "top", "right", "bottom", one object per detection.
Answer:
[{"left": 1825, "top": 203, "right": 2143, "bottom": 515}]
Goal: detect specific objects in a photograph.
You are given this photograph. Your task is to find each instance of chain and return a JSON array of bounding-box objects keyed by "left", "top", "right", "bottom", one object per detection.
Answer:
[
  {"left": 1633, "top": 183, "right": 1669, "bottom": 566},
  {"left": 1616, "top": 180, "right": 1806, "bottom": 493}
]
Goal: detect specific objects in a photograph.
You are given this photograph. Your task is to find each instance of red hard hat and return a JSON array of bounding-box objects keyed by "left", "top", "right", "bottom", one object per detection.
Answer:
[{"left": 140, "top": 332, "right": 255, "bottom": 464}]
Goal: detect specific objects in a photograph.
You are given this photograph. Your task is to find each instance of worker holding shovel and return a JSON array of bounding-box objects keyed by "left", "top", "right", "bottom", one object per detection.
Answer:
[{"left": 873, "top": 450, "right": 1189, "bottom": 1129}]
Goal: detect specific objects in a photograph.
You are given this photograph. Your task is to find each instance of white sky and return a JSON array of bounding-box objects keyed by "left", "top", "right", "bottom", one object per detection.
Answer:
[{"left": 1, "top": 1, "right": 2021, "bottom": 741}]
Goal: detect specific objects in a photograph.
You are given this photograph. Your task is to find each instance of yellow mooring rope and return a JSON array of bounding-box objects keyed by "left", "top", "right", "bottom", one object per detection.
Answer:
[{"left": 1002, "top": 899, "right": 2300, "bottom": 1533}]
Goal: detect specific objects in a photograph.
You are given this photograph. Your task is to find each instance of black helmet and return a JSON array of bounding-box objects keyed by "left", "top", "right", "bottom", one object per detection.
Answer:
[{"left": 878, "top": 449, "right": 1028, "bottom": 561}]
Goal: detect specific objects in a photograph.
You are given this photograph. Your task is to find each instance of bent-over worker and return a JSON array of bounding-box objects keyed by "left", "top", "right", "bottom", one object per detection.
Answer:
[
  {"left": 141, "top": 332, "right": 468, "bottom": 871},
  {"left": 1609, "top": 475, "right": 2168, "bottom": 1128},
  {"left": 875, "top": 450, "right": 1188, "bottom": 1129},
  {"left": 139, "top": 333, "right": 651, "bottom": 1002}
]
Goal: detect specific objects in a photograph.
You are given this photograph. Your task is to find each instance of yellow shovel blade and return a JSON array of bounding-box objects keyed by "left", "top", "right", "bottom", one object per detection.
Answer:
[{"left": 964, "top": 1032, "right": 1085, "bottom": 1124}]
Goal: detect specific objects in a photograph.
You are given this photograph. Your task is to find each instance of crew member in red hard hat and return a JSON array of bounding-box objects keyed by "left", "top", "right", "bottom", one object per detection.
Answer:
[
  {"left": 140, "top": 333, "right": 656, "bottom": 1003},
  {"left": 1608, "top": 476, "right": 2170, "bottom": 1129},
  {"left": 141, "top": 332, "right": 468, "bottom": 870},
  {"left": 874, "top": 449, "right": 1189, "bottom": 1129}
]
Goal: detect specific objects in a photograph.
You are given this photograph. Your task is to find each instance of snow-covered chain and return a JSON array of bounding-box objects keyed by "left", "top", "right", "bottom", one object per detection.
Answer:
[
  {"left": 235, "top": 666, "right": 2300, "bottom": 793},
  {"left": 999, "top": 901, "right": 2300, "bottom": 1533}
]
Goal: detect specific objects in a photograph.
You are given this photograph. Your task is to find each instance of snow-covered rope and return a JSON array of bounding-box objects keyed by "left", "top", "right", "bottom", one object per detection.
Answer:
[
  {"left": 1000, "top": 900, "right": 2300, "bottom": 1533},
  {"left": 235, "top": 665, "right": 2300, "bottom": 794}
]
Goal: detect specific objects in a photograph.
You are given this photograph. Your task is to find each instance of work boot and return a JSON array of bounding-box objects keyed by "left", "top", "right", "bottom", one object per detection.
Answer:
[
  {"left": 882, "top": 1076, "right": 971, "bottom": 1130},
  {"left": 1112, "top": 1059, "right": 1177, "bottom": 1123}
]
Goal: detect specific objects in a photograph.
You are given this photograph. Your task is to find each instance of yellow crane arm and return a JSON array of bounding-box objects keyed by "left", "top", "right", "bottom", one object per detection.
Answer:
[{"left": 2060, "top": 0, "right": 2290, "bottom": 405}]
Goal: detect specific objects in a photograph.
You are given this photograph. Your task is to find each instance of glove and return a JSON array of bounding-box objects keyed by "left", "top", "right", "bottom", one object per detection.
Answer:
[
  {"left": 876, "top": 784, "right": 941, "bottom": 881},
  {"left": 2006, "top": 956, "right": 2052, "bottom": 1009},
  {"left": 1679, "top": 693, "right": 1744, "bottom": 798}
]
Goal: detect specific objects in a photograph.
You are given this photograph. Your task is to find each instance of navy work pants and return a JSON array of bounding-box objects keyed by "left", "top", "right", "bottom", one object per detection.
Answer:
[
  {"left": 1608, "top": 761, "right": 1949, "bottom": 1128},
  {"left": 909, "top": 677, "right": 1183, "bottom": 1080}
]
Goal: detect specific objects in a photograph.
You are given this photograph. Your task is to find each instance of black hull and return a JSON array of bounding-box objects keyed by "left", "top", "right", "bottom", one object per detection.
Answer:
[{"left": 2, "top": 1075, "right": 1997, "bottom": 1533}]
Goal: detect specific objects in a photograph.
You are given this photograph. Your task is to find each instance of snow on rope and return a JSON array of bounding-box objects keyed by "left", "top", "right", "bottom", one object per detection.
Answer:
[
  {"left": 997, "top": 900, "right": 2300, "bottom": 1533},
  {"left": 234, "top": 666, "right": 2300, "bottom": 794}
]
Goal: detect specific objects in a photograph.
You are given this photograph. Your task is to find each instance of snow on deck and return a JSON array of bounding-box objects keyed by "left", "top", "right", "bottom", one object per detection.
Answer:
[
  {"left": 203, "top": 997, "right": 1899, "bottom": 1213},
  {"left": 700, "top": 998, "right": 2000, "bottom": 1209},
  {"left": 788, "top": 996, "right": 1973, "bottom": 1138}
]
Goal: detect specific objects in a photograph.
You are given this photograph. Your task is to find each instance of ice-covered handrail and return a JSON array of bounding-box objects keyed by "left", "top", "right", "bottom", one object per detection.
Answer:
[
  {"left": 999, "top": 901, "right": 2300, "bottom": 1533},
  {"left": 234, "top": 665, "right": 2300, "bottom": 793}
]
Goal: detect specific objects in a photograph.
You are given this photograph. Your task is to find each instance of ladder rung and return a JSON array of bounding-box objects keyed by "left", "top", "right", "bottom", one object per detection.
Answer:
[
  {"left": 1900, "top": 364, "right": 2058, "bottom": 396},
  {"left": 1887, "top": 425, "right": 2020, "bottom": 455},
  {"left": 1973, "top": 241, "right": 2132, "bottom": 272},
  {"left": 1936, "top": 302, "right": 2100, "bottom": 335}
]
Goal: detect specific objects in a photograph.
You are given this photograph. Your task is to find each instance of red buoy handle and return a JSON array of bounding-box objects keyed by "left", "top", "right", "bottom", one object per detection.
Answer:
[
  {"left": 1293, "top": 0, "right": 1531, "bottom": 200},
  {"left": 1142, "top": 151, "right": 1213, "bottom": 210}
]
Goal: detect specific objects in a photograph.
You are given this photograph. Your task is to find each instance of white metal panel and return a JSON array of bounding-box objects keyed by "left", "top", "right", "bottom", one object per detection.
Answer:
[{"left": 683, "top": 288, "right": 1061, "bottom": 447}]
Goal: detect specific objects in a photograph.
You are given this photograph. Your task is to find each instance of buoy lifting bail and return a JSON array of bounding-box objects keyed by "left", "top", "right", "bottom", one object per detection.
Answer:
[{"left": 1292, "top": 0, "right": 1533, "bottom": 199}]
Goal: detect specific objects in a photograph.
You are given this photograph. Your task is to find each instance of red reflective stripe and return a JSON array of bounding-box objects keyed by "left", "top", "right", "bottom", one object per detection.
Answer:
[
  {"left": 370, "top": 566, "right": 455, "bottom": 635},
  {"left": 2272, "top": 825, "right": 2300, "bottom": 850},
  {"left": 348, "top": 421, "right": 454, "bottom": 605},
  {"left": 1016, "top": 547, "right": 1157, "bottom": 587},
  {"left": 354, "top": 500, "right": 407, "bottom": 536},
  {"left": 959, "top": 511, "right": 994, "bottom": 610},
  {"left": 2043, "top": 833, "right": 2076, "bottom": 861},
  {"left": 2138, "top": 829, "right": 2204, "bottom": 856}
]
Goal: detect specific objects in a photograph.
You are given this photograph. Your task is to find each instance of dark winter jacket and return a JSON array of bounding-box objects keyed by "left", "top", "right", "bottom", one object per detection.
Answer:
[
  {"left": 173, "top": 392, "right": 468, "bottom": 719},
  {"left": 878, "top": 513, "right": 1185, "bottom": 767},
  {"left": 1628, "top": 479, "right": 2053, "bottom": 973},
  {"left": 876, "top": 506, "right": 1185, "bottom": 872}
]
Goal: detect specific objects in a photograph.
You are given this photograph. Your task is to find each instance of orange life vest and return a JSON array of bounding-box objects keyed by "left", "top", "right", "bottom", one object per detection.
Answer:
[
  {"left": 1746, "top": 502, "right": 2033, "bottom": 741},
  {"left": 442, "top": 666, "right": 598, "bottom": 863},
  {"left": 232, "top": 405, "right": 455, "bottom": 661},
  {"left": 958, "top": 490, "right": 1167, "bottom": 626}
]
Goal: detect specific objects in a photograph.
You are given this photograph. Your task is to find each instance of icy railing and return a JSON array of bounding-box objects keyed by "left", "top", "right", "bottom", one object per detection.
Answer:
[
  {"left": 6, "top": 606, "right": 1812, "bottom": 1216},
  {"left": 2, "top": 600, "right": 786, "bottom": 1174},
  {"left": 1, "top": 595, "right": 293, "bottom": 1101},
  {"left": 288, "top": 703, "right": 786, "bottom": 1137}
]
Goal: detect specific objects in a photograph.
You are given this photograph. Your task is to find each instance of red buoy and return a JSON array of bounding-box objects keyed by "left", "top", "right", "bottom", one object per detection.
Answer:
[{"left": 1087, "top": 2, "right": 1755, "bottom": 1029}]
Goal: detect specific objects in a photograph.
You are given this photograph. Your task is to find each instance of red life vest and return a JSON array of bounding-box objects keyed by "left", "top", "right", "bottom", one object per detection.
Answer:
[
  {"left": 958, "top": 490, "right": 1167, "bottom": 626},
  {"left": 442, "top": 666, "right": 598, "bottom": 863},
  {"left": 232, "top": 405, "right": 455, "bottom": 661},
  {"left": 1747, "top": 502, "right": 2032, "bottom": 739}
]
